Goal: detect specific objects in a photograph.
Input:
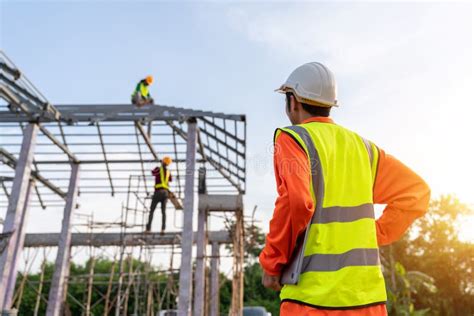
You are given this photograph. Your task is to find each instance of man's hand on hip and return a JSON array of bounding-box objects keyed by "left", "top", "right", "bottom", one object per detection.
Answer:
[{"left": 262, "top": 271, "right": 282, "bottom": 291}]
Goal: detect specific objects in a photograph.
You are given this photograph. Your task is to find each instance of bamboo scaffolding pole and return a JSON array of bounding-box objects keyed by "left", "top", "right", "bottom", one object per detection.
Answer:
[
  {"left": 85, "top": 254, "right": 95, "bottom": 316},
  {"left": 33, "top": 253, "right": 47, "bottom": 316},
  {"left": 103, "top": 255, "right": 117, "bottom": 316}
]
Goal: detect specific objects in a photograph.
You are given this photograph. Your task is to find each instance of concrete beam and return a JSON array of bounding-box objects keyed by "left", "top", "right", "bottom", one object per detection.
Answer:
[
  {"left": 23, "top": 231, "right": 231, "bottom": 247},
  {"left": 198, "top": 194, "right": 243, "bottom": 212}
]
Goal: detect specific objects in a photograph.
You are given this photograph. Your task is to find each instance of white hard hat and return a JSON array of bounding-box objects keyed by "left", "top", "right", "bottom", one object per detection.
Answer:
[{"left": 275, "top": 62, "right": 338, "bottom": 107}]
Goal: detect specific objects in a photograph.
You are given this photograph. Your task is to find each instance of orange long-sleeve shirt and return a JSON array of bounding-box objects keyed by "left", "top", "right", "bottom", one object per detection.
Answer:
[{"left": 259, "top": 117, "right": 431, "bottom": 315}]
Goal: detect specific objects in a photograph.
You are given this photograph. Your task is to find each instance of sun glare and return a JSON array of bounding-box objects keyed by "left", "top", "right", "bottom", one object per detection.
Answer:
[{"left": 457, "top": 215, "right": 474, "bottom": 243}]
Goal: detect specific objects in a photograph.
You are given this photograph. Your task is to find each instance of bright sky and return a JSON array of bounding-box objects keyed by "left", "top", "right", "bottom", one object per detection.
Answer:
[{"left": 1, "top": 1, "right": 473, "bottom": 250}]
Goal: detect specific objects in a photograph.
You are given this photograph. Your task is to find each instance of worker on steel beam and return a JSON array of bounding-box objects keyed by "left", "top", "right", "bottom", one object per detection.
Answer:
[
  {"left": 131, "top": 75, "right": 154, "bottom": 107},
  {"left": 146, "top": 156, "right": 173, "bottom": 234},
  {"left": 259, "top": 62, "right": 431, "bottom": 315}
]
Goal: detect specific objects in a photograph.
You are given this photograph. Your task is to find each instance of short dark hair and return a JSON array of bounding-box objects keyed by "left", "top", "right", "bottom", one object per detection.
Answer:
[{"left": 286, "top": 92, "right": 331, "bottom": 117}]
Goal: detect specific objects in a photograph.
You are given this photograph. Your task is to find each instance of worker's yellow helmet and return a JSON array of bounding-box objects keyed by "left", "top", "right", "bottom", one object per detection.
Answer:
[
  {"left": 145, "top": 75, "right": 154, "bottom": 85},
  {"left": 162, "top": 156, "right": 172, "bottom": 165}
]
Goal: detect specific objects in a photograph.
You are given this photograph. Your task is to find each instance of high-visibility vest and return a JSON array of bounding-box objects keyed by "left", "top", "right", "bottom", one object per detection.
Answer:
[
  {"left": 154, "top": 166, "right": 170, "bottom": 190},
  {"left": 277, "top": 121, "right": 387, "bottom": 309},
  {"left": 132, "top": 81, "right": 149, "bottom": 98}
]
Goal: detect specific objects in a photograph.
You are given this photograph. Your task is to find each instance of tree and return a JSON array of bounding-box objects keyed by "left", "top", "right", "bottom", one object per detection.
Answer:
[
  {"left": 389, "top": 195, "right": 474, "bottom": 315},
  {"left": 12, "top": 257, "right": 177, "bottom": 315}
]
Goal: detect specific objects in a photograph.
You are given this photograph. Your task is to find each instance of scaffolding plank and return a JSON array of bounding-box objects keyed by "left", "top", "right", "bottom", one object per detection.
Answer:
[{"left": 168, "top": 191, "right": 183, "bottom": 210}]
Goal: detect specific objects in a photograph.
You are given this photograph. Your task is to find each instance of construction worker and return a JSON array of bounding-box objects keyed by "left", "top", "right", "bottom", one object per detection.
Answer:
[
  {"left": 146, "top": 156, "right": 172, "bottom": 233},
  {"left": 131, "top": 75, "right": 154, "bottom": 107},
  {"left": 260, "top": 62, "right": 431, "bottom": 315}
]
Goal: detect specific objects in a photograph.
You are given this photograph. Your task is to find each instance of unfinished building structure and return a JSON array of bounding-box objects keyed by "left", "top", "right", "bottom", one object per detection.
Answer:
[{"left": 0, "top": 52, "right": 246, "bottom": 316}]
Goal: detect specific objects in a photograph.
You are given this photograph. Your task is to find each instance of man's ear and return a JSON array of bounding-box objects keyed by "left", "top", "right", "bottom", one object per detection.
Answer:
[
  {"left": 290, "top": 95, "right": 300, "bottom": 112},
  {"left": 290, "top": 95, "right": 297, "bottom": 112}
]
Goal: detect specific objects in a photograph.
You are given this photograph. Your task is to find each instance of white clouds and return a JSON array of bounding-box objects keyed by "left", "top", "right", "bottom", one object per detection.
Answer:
[
  {"left": 225, "top": 2, "right": 473, "bottom": 206},
  {"left": 226, "top": 2, "right": 472, "bottom": 116},
  {"left": 226, "top": 3, "right": 471, "bottom": 77}
]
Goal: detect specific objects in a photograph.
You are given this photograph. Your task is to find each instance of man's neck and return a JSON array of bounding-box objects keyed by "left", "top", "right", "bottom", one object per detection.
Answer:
[
  {"left": 296, "top": 113, "right": 326, "bottom": 124},
  {"left": 300, "top": 113, "right": 315, "bottom": 123}
]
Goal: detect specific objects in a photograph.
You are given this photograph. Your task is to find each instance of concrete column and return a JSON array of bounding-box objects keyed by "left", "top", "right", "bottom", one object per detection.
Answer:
[
  {"left": 46, "top": 163, "right": 80, "bottom": 316},
  {"left": 230, "top": 209, "right": 244, "bottom": 316},
  {"left": 3, "top": 180, "right": 35, "bottom": 309},
  {"left": 193, "top": 195, "right": 207, "bottom": 316},
  {"left": 178, "top": 118, "right": 197, "bottom": 316},
  {"left": 0, "top": 123, "right": 38, "bottom": 311},
  {"left": 209, "top": 242, "right": 220, "bottom": 316}
]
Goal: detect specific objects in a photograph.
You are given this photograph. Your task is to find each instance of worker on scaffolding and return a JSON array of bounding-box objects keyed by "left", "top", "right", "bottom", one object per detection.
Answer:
[
  {"left": 146, "top": 156, "right": 173, "bottom": 233},
  {"left": 259, "top": 62, "right": 430, "bottom": 315},
  {"left": 131, "top": 75, "right": 154, "bottom": 107}
]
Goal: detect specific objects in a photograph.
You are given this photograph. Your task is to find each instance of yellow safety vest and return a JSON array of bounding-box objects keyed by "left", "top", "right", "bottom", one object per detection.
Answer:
[
  {"left": 132, "top": 81, "right": 149, "bottom": 98},
  {"left": 277, "top": 121, "right": 387, "bottom": 308},
  {"left": 139, "top": 82, "right": 149, "bottom": 98},
  {"left": 154, "top": 166, "right": 170, "bottom": 190}
]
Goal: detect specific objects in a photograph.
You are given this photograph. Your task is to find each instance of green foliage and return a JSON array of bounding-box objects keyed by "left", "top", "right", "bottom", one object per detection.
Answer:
[
  {"left": 387, "top": 195, "right": 474, "bottom": 315},
  {"left": 219, "top": 273, "right": 232, "bottom": 315},
  {"left": 243, "top": 263, "right": 280, "bottom": 316},
  {"left": 224, "top": 216, "right": 266, "bottom": 266},
  {"left": 242, "top": 223, "right": 280, "bottom": 314},
  {"left": 13, "top": 256, "right": 177, "bottom": 315},
  {"left": 385, "top": 259, "right": 435, "bottom": 316},
  {"left": 244, "top": 221, "right": 266, "bottom": 263}
]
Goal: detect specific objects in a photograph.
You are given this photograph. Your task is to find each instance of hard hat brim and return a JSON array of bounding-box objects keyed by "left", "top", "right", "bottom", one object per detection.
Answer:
[
  {"left": 275, "top": 84, "right": 288, "bottom": 94},
  {"left": 275, "top": 85, "right": 339, "bottom": 107}
]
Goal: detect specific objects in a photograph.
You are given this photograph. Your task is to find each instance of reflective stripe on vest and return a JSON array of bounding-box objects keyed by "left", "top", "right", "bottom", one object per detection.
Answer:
[
  {"left": 301, "top": 248, "right": 380, "bottom": 272},
  {"left": 312, "top": 204, "right": 374, "bottom": 224},
  {"left": 361, "top": 137, "right": 379, "bottom": 184},
  {"left": 154, "top": 166, "right": 170, "bottom": 190},
  {"left": 278, "top": 122, "right": 387, "bottom": 308}
]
